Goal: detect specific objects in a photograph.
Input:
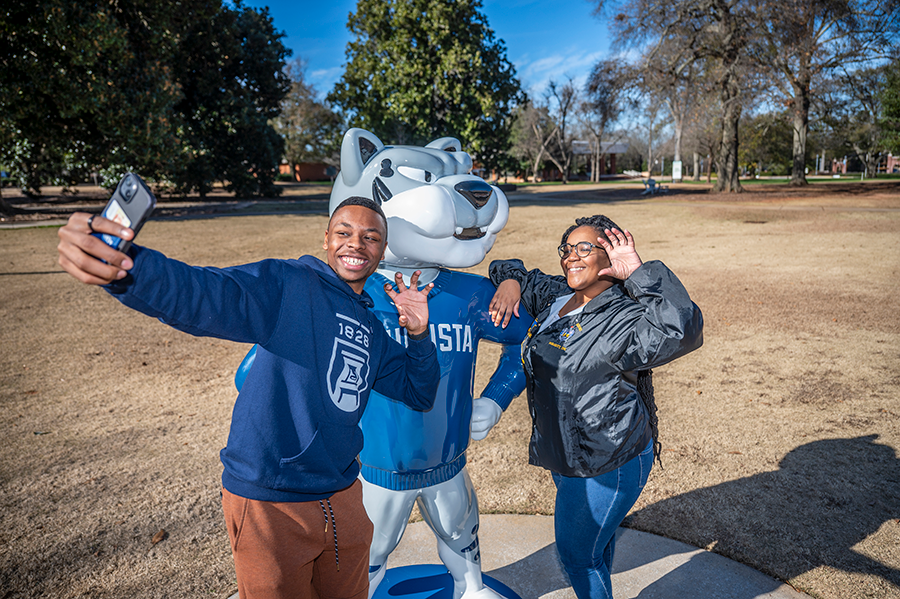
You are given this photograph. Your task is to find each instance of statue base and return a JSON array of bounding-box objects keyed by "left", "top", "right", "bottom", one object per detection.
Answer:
[{"left": 371, "top": 564, "right": 521, "bottom": 599}]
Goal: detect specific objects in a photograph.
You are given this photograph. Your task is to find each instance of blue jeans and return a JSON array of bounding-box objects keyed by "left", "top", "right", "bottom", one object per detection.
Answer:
[{"left": 551, "top": 441, "right": 654, "bottom": 599}]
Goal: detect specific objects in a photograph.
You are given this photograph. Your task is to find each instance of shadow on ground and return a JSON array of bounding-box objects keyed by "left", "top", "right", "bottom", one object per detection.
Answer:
[
  {"left": 481, "top": 436, "right": 898, "bottom": 598},
  {"left": 625, "top": 436, "right": 900, "bottom": 590}
]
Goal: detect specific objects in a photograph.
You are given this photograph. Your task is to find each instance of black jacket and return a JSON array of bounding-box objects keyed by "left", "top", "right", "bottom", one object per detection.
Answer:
[{"left": 489, "top": 259, "right": 703, "bottom": 477}]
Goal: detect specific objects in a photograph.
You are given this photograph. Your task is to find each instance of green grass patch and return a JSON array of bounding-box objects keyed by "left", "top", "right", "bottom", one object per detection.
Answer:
[{"left": 509, "top": 179, "right": 623, "bottom": 186}]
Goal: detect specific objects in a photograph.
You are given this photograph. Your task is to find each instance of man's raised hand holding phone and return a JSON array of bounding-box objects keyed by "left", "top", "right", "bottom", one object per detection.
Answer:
[{"left": 57, "top": 212, "right": 136, "bottom": 285}]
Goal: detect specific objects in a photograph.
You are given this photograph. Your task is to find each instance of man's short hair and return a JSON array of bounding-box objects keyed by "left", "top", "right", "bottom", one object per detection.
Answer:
[{"left": 331, "top": 196, "right": 388, "bottom": 235}]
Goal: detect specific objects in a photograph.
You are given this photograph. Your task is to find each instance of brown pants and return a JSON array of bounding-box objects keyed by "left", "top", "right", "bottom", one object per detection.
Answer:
[{"left": 222, "top": 480, "right": 373, "bottom": 599}]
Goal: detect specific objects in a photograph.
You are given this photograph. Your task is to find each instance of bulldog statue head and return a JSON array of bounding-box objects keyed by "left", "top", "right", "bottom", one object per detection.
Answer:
[{"left": 328, "top": 128, "right": 509, "bottom": 269}]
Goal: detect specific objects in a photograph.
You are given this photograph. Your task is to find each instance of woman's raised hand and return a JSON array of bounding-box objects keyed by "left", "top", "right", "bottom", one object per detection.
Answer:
[{"left": 597, "top": 228, "right": 643, "bottom": 281}]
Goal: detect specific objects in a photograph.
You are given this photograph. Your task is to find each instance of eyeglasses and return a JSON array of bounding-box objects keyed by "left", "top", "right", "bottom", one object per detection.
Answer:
[{"left": 558, "top": 241, "right": 604, "bottom": 258}]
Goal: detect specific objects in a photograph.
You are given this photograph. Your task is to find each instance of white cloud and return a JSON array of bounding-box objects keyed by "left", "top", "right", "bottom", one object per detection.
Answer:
[
  {"left": 517, "top": 48, "right": 607, "bottom": 98},
  {"left": 308, "top": 66, "right": 344, "bottom": 99},
  {"left": 310, "top": 66, "right": 343, "bottom": 84},
  {"left": 525, "top": 55, "right": 567, "bottom": 77}
]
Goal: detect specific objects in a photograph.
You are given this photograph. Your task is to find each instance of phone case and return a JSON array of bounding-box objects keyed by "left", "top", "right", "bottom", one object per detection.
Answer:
[{"left": 96, "top": 173, "right": 157, "bottom": 253}]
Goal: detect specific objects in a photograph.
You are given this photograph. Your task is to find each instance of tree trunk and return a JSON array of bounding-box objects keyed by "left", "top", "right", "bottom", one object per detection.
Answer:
[
  {"left": 790, "top": 77, "right": 811, "bottom": 186},
  {"left": 0, "top": 184, "right": 18, "bottom": 217},
  {"left": 714, "top": 65, "right": 743, "bottom": 193},
  {"left": 550, "top": 129, "right": 571, "bottom": 184},
  {"left": 707, "top": 0, "right": 744, "bottom": 193},
  {"left": 693, "top": 151, "right": 701, "bottom": 181},
  {"left": 715, "top": 101, "right": 742, "bottom": 192},
  {"left": 547, "top": 141, "right": 571, "bottom": 183},
  {"left": 531, "top": 147, "right": 544, "bottom": 183},
  {"left": 672, "top": 115, "right": 684, "bottom": 182},
  {"left": 530, "top": 122, "right": 555, "bottom": 183},
  {"left": 865, "top": 151, "right": 878, "bottom": 179}
]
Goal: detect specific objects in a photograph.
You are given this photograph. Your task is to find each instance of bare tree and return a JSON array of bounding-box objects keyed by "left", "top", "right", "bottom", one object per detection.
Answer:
[
  {"left": 275, "top": 59, "right": 344, "bottom": 174},
  {"left": 582, "top": 60, "right": 636, "bottom": 181},
  {"left": 689, "top": 101, "right": 723, "bottom": 182},
  {"left": 700, "top": 0, "right": 751, "bottom": 192},
  {"left": 545, "top": 80, "right": 579, "bottom": 183},
  {"left": 643, "top": 101, "right": 664, "bottom": 177},
  {"left": 635, "top": 38, "right": 712, "bottom": 181},
  {"left": 682, "top": 93, "right": 718, "bottom": 180},
  {"left": 594, "top": 0, "right": 754, "bottom": 192},
  {"left": 747, "top": 0, "right": 900, "bottom": 186},
  {"left": 510, "top": 99, "right": 557, "bottom": 182},
  {"left": 661, "top": 65, "right": 720, "bottom": 180}
]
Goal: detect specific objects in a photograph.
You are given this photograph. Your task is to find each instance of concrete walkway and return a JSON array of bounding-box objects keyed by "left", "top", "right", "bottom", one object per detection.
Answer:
[
  {"left": 377, "top": 514, "right": 810, "bottom": 599},
  {"left": 224, "top": 514, "right": 809, "bottom": 598}
]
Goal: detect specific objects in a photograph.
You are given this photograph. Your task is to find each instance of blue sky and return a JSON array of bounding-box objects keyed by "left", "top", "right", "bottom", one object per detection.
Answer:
[{"left": 240, "top": 0, "right": 613, "bottom": 99}]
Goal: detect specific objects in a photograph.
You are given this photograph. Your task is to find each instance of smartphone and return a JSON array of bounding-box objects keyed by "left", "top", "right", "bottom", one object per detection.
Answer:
[{"left": 94, "top": 173, "right": 157, "bottom": 253}]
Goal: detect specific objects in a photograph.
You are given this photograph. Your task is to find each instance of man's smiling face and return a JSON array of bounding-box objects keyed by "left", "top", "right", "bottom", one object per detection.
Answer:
[{"left": 323, "top": 204, "right": 387, "bottom": 294}]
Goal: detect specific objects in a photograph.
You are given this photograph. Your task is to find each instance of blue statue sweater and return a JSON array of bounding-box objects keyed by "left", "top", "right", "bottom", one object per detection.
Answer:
[
  {"left": 358, "top": 269, "right": 531, "bottom": 490},
  {"left": 105, "top": 246, "right": 439, "bottom": 502}
]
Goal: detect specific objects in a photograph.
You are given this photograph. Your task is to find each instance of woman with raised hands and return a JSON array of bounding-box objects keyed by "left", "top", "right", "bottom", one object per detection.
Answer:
[{"left": 488, "top": 214, "right": 703, "bottom": 599}]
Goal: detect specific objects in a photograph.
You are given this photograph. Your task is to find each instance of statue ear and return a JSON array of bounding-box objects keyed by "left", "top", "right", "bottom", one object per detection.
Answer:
[
  {"left": 425, "top": 137, "right": 463, "bottom": 153},
  {"left": 339, "top": 128, "right": 384, "bottom": 187},
  {"left": 427, "top": 136, "right": 472, "bottom": 173}
]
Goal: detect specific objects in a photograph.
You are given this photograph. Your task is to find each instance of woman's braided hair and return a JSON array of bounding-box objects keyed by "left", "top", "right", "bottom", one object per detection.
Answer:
[{"left": 562, "top": 214, "right": 662, "bottom": 466}]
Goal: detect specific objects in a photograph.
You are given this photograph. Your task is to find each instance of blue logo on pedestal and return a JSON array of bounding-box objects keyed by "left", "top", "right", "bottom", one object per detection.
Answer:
[{"left": 371, "top": 564, "right": 521, "bottom": 599}]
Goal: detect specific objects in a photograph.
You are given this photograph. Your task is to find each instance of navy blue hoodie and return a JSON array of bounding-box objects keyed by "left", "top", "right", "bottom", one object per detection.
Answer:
[{"left": 106, "top": 245, "right": 439, "bottom": 502}]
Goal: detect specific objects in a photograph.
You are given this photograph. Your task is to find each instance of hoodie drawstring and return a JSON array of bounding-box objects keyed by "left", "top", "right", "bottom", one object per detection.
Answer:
[{"left": 319, "top": 498, "right": 339, "bottom": 571}]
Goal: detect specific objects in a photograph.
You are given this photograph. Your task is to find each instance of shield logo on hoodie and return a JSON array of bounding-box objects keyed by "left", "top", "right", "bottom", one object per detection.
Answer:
[{"left": 327, "top": 338, "right": 370, "bottom": 412}]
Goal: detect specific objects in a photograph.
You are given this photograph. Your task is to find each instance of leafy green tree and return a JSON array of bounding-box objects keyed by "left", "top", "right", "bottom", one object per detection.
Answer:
[
  {"left": 739, "top": 111, "right": 793, "bottom": 176},
  {"left": 170, "top": 1, "right": 291, "bottom": 197},
  {"left": 0, "top": 0, "right": 290, "bottom": 209},
  {"left": 881, "top": 59, "right": 900, "bottom": 154},
  {"left": 825, "top": 65, "right": 890, "bottom": 177},
  {"left": 274, "top": 59, "right": 345, "bottom": 174},
  {"left": 614, "top": 129, "right": 647, "bottom": 173},
  {"left": 0, "top": 0, "right": 188, "bottom": 203},
  {"left": 329, "top": 0, "right": 524, "bottom": 176}
]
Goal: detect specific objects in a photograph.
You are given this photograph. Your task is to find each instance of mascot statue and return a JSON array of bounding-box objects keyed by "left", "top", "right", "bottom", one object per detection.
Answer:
[{"left": 236, "top": 128, "right": 530, "bottom": 599}]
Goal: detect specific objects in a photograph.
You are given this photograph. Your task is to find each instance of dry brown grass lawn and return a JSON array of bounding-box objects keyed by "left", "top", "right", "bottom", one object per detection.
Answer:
[{"left": 1, "top": 181, "right": 898, "bottom": 598}]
